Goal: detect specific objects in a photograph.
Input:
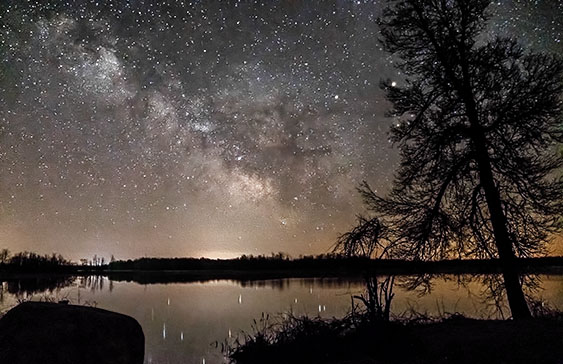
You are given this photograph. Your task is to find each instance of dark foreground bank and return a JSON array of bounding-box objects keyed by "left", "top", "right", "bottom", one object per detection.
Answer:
[
  {"left": 227, "top": 314, "right": 563, "bottom": 364},
  {"left": 0, "top": 302, "right": 144, "bottom": 364}
]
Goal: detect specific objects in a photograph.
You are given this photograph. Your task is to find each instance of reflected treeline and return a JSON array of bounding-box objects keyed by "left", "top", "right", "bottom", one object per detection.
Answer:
[
  {"left": 393, "top": 273, "right": 553, "bottom": 319},
  {"left": 0, "top": 275, "right": 112, "bottom": 300},
  {"left": 0, "top": 273, "right": 556, "bottom": 321},
  {"left": 103, "top": 270, "right": 557, "bottom": 321},
  {"left": 0, "top": 276, "right": 75, "bottom": 297},
  {"left": 105, "top": 270, "right": 366, "bottom": 285},
  {"left": 237, "top": 277, "right": 365, "bottom": 290},
  {"left": 77, "top": 275, "right": 108, "bottom": 292}
]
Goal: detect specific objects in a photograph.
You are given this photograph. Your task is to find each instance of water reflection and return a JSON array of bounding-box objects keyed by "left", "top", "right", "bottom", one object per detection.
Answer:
[
  {"left": 1, "top": 275, "right": 74, "bottom": 297},
  {"left": 393, "top": 273, "right": 559, "bottom": 319},
  {"left": 0, "top": 274, "right": 561, "bottom": 364},
  {"left": 237, "top": 277, "right": 364, "bottom": 290}
]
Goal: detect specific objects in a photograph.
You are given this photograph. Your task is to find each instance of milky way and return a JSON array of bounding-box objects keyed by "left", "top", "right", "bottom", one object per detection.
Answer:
[{"left": 0, "top": 1, "right": 561, "bottom": 260}]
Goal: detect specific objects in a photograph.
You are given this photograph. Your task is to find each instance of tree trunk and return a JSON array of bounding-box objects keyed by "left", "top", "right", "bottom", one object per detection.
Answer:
[
  {"left": 465, "top": 100, "right": 532, "bottom": 319},
  {"left": 419, "top": 3, "right": 532, "bottom": 318},
  {"left": 473, "top": 138, "right": 531, "bottom": 319}
]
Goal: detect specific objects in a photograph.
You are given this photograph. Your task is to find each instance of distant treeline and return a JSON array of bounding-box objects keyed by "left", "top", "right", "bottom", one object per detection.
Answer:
[
  {"left": 108, "top": 253, "right": 357, "bottom": 272},
  {"left": 0, "top": 250, "right": 73, "bottom": 273},
  {"left": 1, "top": 248, "right": 562, "bottom": 275},
  {"left": 108, "top": 254, "right": 563, "bottom": 275},
  {"left": 0, "top": 250, "right": 106, "bottom": 274}
]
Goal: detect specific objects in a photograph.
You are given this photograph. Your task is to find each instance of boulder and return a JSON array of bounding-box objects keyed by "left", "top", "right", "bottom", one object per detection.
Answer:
[{"left": 0, "top": 301, "right": 144, "bottom": 364}]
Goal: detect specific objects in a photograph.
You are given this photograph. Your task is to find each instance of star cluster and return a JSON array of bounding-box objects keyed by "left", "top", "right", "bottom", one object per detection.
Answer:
[{"left": 0, "top": 1, "right": 561, "bottom": 259}]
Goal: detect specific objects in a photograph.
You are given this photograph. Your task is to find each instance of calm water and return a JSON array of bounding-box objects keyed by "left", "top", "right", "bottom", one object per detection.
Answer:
[{"left": 1, "top": 274, "right": 562, "bottom": 364}]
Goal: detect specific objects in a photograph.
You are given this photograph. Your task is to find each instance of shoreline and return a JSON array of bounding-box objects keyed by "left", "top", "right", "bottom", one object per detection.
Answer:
[{"left": 1, "top": 256, "right": 562, "bottom": 282}]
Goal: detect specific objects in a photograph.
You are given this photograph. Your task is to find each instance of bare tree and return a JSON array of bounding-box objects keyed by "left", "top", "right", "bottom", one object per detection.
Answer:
[
  {"left": 352, "top": 0, "right": 563, "bottom": 319},
  {"left": 0, "top": 249, "right": 9, "bottom": 264},
  {"left": 335, "top": 216, "right": 395, "bottom": 322},
  {"left": 336, "top": 216, "right": 389, "bottom": 259}
]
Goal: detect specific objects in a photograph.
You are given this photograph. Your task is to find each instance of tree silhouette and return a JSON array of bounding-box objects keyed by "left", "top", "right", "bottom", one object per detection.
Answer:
[
  {"left": 0, "top": 249, "right": 9, "bottom": 264},
  {"left": 335, "top": 216, "right": 396, "bottom": 322},
  {"left": 336, "top": 216, "right": 389, "bottom": 259},
  {"left": 353, "top": 0, "right": 563, "bottom": 319}
]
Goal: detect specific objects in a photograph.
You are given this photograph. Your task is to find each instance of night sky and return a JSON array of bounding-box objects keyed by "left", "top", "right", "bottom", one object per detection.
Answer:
[{"left": 0, "top": 1, "right": 561, "bottom": 260}]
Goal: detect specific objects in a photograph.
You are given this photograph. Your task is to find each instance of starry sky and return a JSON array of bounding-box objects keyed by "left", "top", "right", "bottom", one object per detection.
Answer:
[{"left": 0, "top": 1, "right": 561, "bottom": 261}]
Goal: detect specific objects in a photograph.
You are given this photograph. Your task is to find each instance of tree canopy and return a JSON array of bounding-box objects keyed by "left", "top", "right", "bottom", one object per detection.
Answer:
[{"left": 343, "top": 0, "right": 563, "bottom": 319}]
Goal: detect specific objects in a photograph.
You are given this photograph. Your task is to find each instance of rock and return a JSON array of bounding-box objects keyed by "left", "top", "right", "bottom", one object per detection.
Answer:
[{"left": 0, "top": 301, "right": 144, "bottom": 364}]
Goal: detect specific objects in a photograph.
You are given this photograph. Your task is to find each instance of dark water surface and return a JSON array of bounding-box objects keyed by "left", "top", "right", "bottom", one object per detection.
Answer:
[{"left": 1, "top": 274, "right": 562, "bottom": 364}]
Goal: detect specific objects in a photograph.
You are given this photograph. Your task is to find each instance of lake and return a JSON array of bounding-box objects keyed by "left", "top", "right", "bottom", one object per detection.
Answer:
[{"left": 1, "top": 274, "right": 562, "bottom": 364}]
